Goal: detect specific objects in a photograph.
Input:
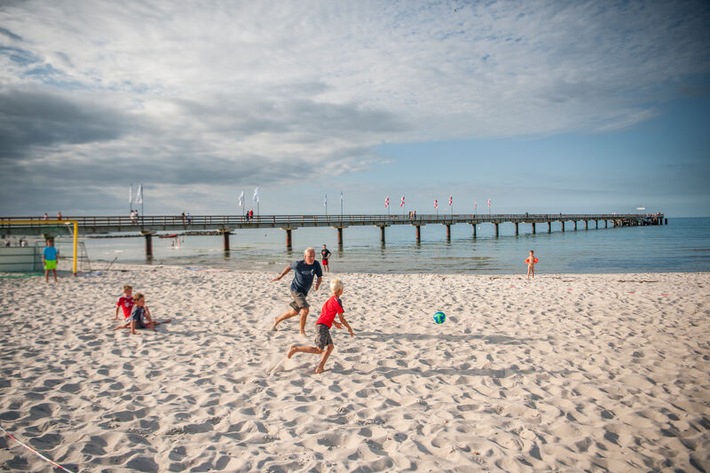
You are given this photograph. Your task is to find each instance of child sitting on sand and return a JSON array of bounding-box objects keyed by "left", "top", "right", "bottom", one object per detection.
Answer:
[
  {"left": 287, "top": 278, "right": 354, "bottom": 374},
  {"left": 114, "top": 293, "right": 171, "bottom": 335},
  {"left": 114, "top": 285, "right": 134, "bottom": 320}
]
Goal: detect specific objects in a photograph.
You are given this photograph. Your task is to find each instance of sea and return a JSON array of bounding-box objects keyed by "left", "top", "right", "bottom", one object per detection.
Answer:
[{"left": 70, "top": 217, "right": 709, "bottom": 275}]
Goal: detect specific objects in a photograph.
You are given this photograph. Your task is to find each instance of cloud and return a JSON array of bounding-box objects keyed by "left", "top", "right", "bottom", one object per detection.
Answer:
[{"left": 0, "top": 0, "right": 708, "bottom": 215}]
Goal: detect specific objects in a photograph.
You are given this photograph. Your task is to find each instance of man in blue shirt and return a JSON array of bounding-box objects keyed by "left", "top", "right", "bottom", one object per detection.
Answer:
[
  {"left": 272, "top": 247, "right": 323, "bottom": 336},
  {"left": 43, "top": 238, "right": 58, "bottom": 283}
]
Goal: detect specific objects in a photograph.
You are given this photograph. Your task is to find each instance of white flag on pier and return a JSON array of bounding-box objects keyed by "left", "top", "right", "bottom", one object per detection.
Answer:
[
  {"left": 253, "top": 187, "right": 259, "bottom": 203},
  {"left": 238, "top": 191, "right": 244, "bottom": 207},
  {"left": 135, "top": 184, "right": 143, "bottom": 205},
  {"left": 129, "top": 183, "right": 133, "bottom": 206}
]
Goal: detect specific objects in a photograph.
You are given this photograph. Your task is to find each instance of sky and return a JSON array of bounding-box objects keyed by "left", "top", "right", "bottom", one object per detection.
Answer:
[{"left": 1, "top": 0, "right": 709, "bottom": 218}]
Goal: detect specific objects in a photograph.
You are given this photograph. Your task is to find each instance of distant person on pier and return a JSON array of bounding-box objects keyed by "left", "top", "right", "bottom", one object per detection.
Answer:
[
  {"left": 272, "top": 247, "right": 323, "bottom": 336},
  {"left": 43, "top": 238, "right": 58, "bottom": 283},
  {"left": 321, "top": 244, "right": 332, "bottom": 272},
  {"left": 57, "top": 211, "right": 62, "bottom": 220},
  {"left": 525, "top": 250, "right": 538, "bottom": 279}
]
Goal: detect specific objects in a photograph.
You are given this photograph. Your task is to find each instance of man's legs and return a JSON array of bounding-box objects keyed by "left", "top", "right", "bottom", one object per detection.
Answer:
[{"left": 272, "top": 308, "right": 298, "bottom": 331}]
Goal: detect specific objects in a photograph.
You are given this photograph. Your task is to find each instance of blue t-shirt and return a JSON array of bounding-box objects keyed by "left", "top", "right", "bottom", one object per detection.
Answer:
[
  {"left": 43, "top": 246, "right": 58, "bottom": 261},
  {"left": 290, "top": 259, "right": 322, "bottom": 295},
  {"left": 130, "top": 305, "right": 145, "bottom": 323}
]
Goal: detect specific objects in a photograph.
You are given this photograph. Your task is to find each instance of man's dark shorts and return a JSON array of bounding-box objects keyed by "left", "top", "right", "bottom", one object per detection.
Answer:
[
  {"left": 314, "top": 323, "right": 333, "bottom": 350},
  {"left": 289, "top": 291, "right": 309, "bottom": 312}
]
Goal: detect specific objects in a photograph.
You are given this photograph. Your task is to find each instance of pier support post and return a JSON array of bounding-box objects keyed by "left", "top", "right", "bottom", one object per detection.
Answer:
[
  {"left": 595, "top": 220, "right": 599, "bottom": 229},
  {"left": 445, "top": 225, "right": 451, "bottom": 241},
  {"left": 514, "top": 223, "right": 519, "bottom": 236},
  {"left": 143, "top": 232, "right": 153, "bottom": 259},
  {"left": 605, "top": 220, "right": 608, "bottom": 228},
  {"left": 561, "top": 221, "right": 565, "bottom": 232},
  {"left": 222, "top": 230, "right": 230, "bottom": 252},
  {"left": 532, "top": 223, "right": 536, "bottom": 234},
  {"left": 494, "top": 223, "right": 499, "bottom": 237},
  {"left": 573, "top": 221, "right": 578, "bottom": 231},
  {"left": 415, "top": 225, "right": 421, "bottom": 243},
  {"left": 472, "top": 224, "right": 477, "bottom": 238},
  {"left": 285, "top": 229, "right": 292, "bottom": 251},
  {"left": 379, "top": 225, "right": 386, "bottom": 244},
  {"left": 548, "top": 222, "right": 551, "bottom": 233},
  {"left": 337, "top": 227, "right": 343, "bottom": 247},
  {"left": 585, "top": 220, "right": 589, "bottom": 230}
]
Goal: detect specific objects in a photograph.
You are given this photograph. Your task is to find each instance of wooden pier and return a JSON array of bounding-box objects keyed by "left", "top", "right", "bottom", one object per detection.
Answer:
[{"left": 1, "top": 213, "right": 665, "bottom": 258}]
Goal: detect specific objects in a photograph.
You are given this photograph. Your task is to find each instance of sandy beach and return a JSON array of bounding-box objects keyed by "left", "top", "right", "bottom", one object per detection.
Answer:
[{"left": 0, "top": 265, "right": 708, "bottom": 472}]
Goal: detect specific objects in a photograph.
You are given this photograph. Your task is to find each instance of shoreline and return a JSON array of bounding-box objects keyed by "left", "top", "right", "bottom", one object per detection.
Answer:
[{"left": 1, "top": 265, "right": 708, "bottom": 471}]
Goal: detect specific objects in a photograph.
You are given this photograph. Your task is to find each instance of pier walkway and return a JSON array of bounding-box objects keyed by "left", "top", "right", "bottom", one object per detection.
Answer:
[{"left": 2, "top": 213, "right": 665, "bottom": 257}]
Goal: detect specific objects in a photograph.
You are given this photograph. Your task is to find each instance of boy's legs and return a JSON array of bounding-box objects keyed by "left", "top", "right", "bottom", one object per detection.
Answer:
[
  {"left": 287, "top": 344, "right": 322, "bottom": 358},
  {"left": 315, "top": 344, "right": 334, "bottom": 374},
  {"left": 298, "top": 308, "right": 310, "bottom": 336}
]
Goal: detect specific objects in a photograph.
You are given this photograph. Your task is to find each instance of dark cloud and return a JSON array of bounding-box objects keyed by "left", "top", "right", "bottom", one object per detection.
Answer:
[{"left": 0, "top": 88, "right": 136, "bottom": 159}]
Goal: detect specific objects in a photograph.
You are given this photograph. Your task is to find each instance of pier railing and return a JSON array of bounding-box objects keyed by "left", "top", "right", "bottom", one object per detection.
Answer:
[
  {"left": 0, "top": 212, "right": 664, "bottom": 235},
  {"left": 1, "top": 212, "right": 665, "bottom": 258}
]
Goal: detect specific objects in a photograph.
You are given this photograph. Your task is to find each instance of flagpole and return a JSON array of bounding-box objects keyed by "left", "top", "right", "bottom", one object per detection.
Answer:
[
  {"left": 324, "top": 194, "right": 328, "bottom": 216},
  {"left": 141, "top": 183, "right": 144, "bottom": 223},
  {"left": 129, "top": 183, "right": 133, "bottom": 213}
]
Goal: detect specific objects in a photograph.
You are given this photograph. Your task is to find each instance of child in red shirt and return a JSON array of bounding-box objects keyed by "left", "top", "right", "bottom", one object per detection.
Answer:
[
  {"left": 115, "top": 285, "right": 134, "bottom": 320},
  {"left": 287, "top": 278, "right": 354, "bottom": 373}
]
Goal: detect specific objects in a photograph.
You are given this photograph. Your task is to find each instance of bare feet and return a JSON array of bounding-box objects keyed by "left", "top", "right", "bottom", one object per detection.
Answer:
[
  {"left": 271, "top": 317, "right": 279, "bottom": 331},
  {"left": 287, "top": 345, "right": 298, "bottom": 358},
  {"left": 314, "top": 367, "right": 324, "bottom": 374},
  {"left": 299, "top": 331, "right": 307, "bottom": 337}
]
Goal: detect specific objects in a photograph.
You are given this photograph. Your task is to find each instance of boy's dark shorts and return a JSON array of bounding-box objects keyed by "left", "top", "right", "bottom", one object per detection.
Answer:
[
  {"left": 314, "top": 323, "right": 333, "bottom": 350},
  {"left": 289, "top": 291, "right": 309, "bottom": 312},
  {"left": 131, "top": 313, "right": 146, "bottom": 329}
]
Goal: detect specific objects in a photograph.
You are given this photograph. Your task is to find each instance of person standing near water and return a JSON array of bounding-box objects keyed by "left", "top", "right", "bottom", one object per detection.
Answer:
[
  {"left": 271, "top": 247, "right": 323, "bottom": 336},
  {"left": 525, "top": 250, "right": 538, "bottom": 279},
  {"left": 321, "top": 244, "right": 332, "bottom": 272},
  {"left": 43, "top": 238, "right": 58, "bottom": 283}
]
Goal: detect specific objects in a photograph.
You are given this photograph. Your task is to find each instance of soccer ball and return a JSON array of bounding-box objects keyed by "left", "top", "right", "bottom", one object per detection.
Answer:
[{"left": 432, "top": 311, "right": 446, "bottom": 324}]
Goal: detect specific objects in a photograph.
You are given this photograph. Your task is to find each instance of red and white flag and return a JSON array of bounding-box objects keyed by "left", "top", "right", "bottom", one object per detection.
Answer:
[
  {"left": 384, "top": 195, "right": 390, "bottom": 208},
  {"left": 400, "top": 195, "right": 405, "bottom": 207},
  {"left": 434, "top": 199, "right": 438, "bottom": 209},
  {"left": 487, "top": 198, "right": 491, "bottom": 208},
  {"left": 449, "top": 195, "right": 453, "bottom": 206}
]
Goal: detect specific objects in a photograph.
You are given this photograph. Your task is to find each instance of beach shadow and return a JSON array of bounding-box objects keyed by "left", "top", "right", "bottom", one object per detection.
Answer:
[
  {"left": 338, "top": 363, "right": 536, "bottom": 379},
  {"left": 354, "top": 331, "right": 540, "bottom": 346}
]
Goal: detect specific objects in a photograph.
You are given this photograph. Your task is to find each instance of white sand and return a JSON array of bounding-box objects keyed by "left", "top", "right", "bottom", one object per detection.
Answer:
[{"left": 0, "top": 265, "right": 708, "bottom": 472}]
